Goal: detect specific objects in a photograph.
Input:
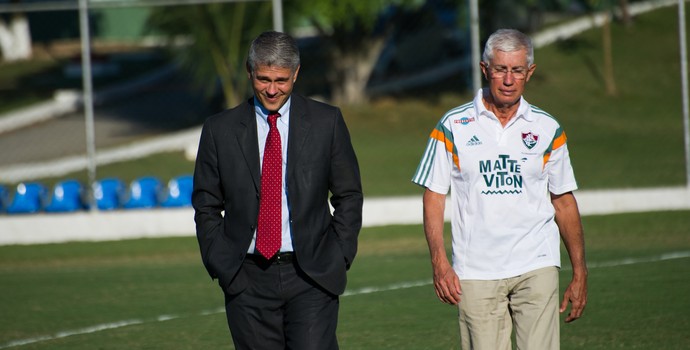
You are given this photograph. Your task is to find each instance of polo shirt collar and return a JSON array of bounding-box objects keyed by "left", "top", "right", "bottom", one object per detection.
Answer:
[{"left": 474, "top": 88, "right": 533, "bottom": 123}]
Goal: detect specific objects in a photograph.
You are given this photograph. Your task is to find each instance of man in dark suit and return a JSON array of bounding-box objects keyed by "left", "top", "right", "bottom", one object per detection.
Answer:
[{"left": 192, "top": 31, "right": 363, "bottom": 350}]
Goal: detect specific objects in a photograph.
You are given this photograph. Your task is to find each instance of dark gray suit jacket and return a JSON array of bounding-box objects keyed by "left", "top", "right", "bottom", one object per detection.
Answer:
[{"left": 192, "top": 94, "right": 363, "bottom": 296}]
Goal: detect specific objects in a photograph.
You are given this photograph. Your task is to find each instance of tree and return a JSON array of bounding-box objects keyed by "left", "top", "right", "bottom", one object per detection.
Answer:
[
  {"left": 600, "top": 8, "right": 617, "bottom": 96},
  {"left": 146, "top": 2, "right": 271, "bottom": 108},
  {"left": 548, "top": 0, "right": 621, "bottom": 96},
  {"left": 618, "top": 0, "right": 631, "bottom": 27},
  {"left": 286, "top": 0, "right": 424, "bottom": 105},
  {"left": 586, "top": 0, "right": 618, "bottom": 96}
]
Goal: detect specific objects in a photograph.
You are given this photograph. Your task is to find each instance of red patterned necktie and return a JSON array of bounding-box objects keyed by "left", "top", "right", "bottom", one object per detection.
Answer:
[{"left": 256, "top": 112, "right": 282, "bottom": 259}]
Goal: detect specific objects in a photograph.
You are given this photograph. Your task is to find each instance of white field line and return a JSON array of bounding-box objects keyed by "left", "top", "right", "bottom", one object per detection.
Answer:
[
  {"left": 0, "top": 320, "right": 144, "bottom": 349},
  {"left": 583, "top": 250, "right": 690, "bottom": 269},
  {"left": 1, "top": 251, "right": 689, "bottom": 349}
]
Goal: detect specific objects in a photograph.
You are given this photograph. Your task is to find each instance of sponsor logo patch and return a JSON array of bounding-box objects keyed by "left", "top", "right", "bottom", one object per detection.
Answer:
[{"left": 455, "top": 117, "right": 476, "bottom": 125}]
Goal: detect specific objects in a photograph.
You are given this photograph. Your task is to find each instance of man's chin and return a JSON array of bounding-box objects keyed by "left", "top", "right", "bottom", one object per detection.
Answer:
[
  {"left": 495, "top": 94, "right": 520, "bottom": 106},
  {"left": 262, "top": 99, "right": 283, "bottom": 112}
]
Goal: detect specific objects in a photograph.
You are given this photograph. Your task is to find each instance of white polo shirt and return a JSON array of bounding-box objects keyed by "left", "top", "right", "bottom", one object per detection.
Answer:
[{"left": 412, "top": 89, "right": 578, "bottom": 280}]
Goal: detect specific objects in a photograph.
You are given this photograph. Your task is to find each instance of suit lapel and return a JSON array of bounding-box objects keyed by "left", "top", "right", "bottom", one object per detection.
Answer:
[
  {"left": 234, "top": 101, "right": 261, "bottom": 190},
  {"left": 287, "top": 95, "right": 311, "bottom": 180}
]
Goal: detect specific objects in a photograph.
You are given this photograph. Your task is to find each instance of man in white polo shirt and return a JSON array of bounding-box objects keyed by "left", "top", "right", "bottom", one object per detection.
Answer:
[{"left": 412, "top": 29, "right": 587, "bottom": 350}]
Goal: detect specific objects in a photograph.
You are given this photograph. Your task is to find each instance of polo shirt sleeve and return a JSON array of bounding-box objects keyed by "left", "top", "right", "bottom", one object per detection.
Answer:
[
  {"left": 412, "top": 120, "right": 455, "bottom": 194},
  {"left": 545, "top": 128, "right": 578, "bottom": 195}
]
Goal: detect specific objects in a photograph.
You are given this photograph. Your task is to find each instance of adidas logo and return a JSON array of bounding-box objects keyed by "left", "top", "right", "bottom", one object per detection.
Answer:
[{"left": 466, "top": 135, "right": 482, "bottom": 146}]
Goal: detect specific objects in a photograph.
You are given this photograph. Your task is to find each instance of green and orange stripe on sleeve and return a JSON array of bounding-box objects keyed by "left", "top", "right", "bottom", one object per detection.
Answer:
[
  {"left": 542, "top": 127, "right": 567, "bottom": 168},
  {"left": 430, "top": 124, "right": 460, "bottom": 170}
]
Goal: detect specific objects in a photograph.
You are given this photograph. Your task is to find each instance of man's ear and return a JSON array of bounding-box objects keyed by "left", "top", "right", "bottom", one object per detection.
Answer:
[
  {"left": 480, "top": 62, "right": 489, "bottom": 80},
  {"left": 292, "top": 65, "right": 301, "bottom": 83},
  {"left": 525, "top": 64, "right": 536, "bottom": 82}
]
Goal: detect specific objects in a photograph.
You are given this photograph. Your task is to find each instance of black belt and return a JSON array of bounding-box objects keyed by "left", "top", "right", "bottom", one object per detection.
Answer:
[{"left": 246, "top": 252, "right": 295, "bottom": 265}]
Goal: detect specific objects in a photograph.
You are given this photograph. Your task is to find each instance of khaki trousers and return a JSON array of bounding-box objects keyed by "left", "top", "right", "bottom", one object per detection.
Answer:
[{"left": 457, "top": 266, "right": 559, "bottom": 350}]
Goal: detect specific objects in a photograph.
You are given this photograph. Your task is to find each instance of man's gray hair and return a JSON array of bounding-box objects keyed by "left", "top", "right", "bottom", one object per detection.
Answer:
[
  {"left": 247, "top": 31, "right": 300, "bottom": 74},
  {"left": 482, "top": 29, "right": 534, "bottom": 66}
]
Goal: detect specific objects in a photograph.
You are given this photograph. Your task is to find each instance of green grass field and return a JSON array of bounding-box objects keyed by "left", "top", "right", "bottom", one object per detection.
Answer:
[
  {"left": 2, "top": 5, "right": 690, "bottom": 350},
  {"left": 0, "top": 210, "right": 689, "bottom": 349}
]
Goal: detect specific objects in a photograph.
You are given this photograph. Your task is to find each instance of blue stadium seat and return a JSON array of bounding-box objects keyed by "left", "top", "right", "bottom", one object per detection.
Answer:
[
  {"left": 159, "top": 175, "right": 193, "bottom": 208},
  {"left": 6, "top": 182, "right": 48, "bottom": 214},
  {"left": 122, "top": 176, "right": 161, "bottom": 209},
  {"left": 44, "top": 179, "right": 86, "bottom": 213},
  {"left": 94, "top": 178, "right": 125, "bottom": 210},
  {"left": 0, "top": 185, "right": 8, "bottom": 213}
]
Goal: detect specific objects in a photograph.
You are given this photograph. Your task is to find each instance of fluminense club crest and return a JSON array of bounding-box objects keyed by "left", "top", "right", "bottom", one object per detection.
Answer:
[{"left": 521, "top": 132, "right": 539, "bottom": 149}]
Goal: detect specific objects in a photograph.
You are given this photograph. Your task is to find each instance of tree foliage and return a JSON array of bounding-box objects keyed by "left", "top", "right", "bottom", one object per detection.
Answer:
[
  {"left": 146, "top": 2, "right": 271, "bottom": 108},
  {"left": 286, "top": 0, "right": 425, "bottom": 105}
]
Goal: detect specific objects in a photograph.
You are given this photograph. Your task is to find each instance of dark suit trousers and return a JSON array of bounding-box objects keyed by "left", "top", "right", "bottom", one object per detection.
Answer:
[{"left": 224, "top": 256, "right": 340, "bottom": 350}]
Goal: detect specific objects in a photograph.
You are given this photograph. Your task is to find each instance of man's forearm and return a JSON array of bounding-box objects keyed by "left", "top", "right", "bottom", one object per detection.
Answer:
[
  {"left": 552, "top": 192, "right": 587, "bottom": 274},
  {"left": 423, "top": 188, "right": 448, "bottom": 264}
]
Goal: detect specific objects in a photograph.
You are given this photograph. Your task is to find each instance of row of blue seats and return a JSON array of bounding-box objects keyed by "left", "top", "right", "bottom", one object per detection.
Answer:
[{"left": 0, "top": 175, "right": 193, "bottom": 214}]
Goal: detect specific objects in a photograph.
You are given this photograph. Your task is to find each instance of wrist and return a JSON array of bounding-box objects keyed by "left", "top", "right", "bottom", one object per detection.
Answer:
[{"left": 572, "top": 266, "right": 588, "bottom": 279}]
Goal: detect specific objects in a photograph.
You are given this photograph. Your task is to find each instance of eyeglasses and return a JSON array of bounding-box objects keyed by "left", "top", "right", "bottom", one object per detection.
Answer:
[{"left": 487, "top": 65, "right": 529, "bottom": 80}]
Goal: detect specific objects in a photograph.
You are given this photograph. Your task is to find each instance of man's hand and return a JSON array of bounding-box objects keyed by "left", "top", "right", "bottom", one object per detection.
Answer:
[
  {"left": 560, "top": 273, "right": 587, "bottom": 322},
  {"left": 423, "top": 188, "right": 461, "bottom": 305},
  {"left": 432, "top": 260, "right": 462, "bottom": 305},
  {"left": 552, "top": 192, "right": 588, "bottom": 323}
]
